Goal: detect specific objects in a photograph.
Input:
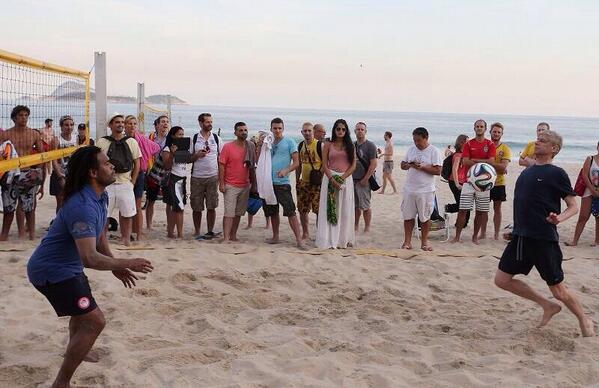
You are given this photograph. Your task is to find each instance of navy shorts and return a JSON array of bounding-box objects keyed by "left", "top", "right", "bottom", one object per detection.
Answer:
[
  {"left": 133, "top": 171, "right": 145, "bottom": 199},
  {"left": 498, "top": 236, "right": 564, "bottom": 286},
  {"left": 34, "top": 273, "right": 98, "bottom": 317}
]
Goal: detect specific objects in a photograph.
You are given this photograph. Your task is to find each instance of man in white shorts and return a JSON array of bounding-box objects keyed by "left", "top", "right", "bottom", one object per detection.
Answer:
[
  {"left": 97, "top": 113, "right": 141, "bottom": 246},
  {"left": 400, "top": 127, "right": 442, "bottom": 251}
]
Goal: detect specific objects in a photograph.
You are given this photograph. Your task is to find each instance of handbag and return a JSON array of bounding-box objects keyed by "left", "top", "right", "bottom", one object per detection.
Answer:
[
  {"left": 303, "top": 142, "right": 323, "bottom": 186},
  {"left": 573, "top": 156, "right": 592, "bottom": 197},
  {"left": 355, "top": 142, "right": 381, "bottom": 191}
]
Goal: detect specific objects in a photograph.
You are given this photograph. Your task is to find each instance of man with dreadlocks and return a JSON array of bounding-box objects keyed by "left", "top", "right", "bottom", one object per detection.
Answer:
[{"left": 27, "top": 146, "right": 154, "bottom": 388}]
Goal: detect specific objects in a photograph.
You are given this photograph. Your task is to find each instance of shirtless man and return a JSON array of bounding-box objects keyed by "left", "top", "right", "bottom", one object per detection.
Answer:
[
  {"left": 0, "top": 105, "right": 45, "bottom": 240},
  {"left": 378, "top": 131, "right": 398, "bottom": 194},
  {"left": 495, "top": 130, "right": 594, "bottom": 337}
]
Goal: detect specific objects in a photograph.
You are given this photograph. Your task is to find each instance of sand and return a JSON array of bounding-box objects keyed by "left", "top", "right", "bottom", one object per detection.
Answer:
[{"left": 1, "top": 160, "right": 598, "bottom": 387}]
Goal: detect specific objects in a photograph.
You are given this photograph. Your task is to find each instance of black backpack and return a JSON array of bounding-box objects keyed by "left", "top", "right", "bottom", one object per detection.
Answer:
[
  {"left": 103, "top": 136, "right": 134, "bottom": 174},
  {"left": 441, "top": 153, "right": 453, "bottom": 180}
]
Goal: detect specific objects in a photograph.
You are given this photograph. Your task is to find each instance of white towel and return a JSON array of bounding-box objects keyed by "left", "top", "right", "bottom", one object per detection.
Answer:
[
  {"left": 256, "top": 133, "right": 277, "bottom": 205},
  {"left": 0, "top": 140, "right": 20, "bottom": 185}
]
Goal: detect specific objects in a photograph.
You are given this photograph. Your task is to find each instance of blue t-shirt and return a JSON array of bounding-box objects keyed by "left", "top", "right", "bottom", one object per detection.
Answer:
[
  {"left": 271, "top": 136, "right": 297, "bottom": 185},
  {"left": 27, "top": 185, "right": 108, "bottom": 285},
  {"left": 512, "top": 164, "right": 574, "bottom": 242}
]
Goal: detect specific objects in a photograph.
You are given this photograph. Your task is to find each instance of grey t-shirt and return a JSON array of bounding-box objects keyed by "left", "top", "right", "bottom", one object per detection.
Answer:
[{"left": 353, "top": 140, "right": 377, "bottom": 181}]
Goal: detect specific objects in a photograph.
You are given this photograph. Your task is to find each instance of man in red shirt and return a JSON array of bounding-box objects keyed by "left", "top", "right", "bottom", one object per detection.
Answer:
[
  {"left": 451, "top": 119, "right": 496, "bottom": 244},
  {"left": 218, "top": 122, "right": 257, "bottom": 242}
]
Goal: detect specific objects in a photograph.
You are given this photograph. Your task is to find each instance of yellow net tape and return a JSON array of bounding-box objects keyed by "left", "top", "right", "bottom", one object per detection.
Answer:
[{"left": 0, "top": 49, "right": 90, "bottom": 173}]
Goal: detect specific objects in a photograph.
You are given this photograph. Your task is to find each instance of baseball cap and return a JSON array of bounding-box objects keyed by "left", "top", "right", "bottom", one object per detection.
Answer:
[{"left": 107, "top": 112, "right": 124, "bottom": 125}]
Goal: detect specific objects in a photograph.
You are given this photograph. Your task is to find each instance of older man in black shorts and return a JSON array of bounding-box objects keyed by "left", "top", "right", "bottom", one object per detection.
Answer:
[{"left": 494, "top": 130, "right": 594, "bottom": 337}]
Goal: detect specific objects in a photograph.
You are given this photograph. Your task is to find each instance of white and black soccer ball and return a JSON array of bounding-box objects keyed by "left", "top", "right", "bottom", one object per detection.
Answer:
[{"left": 467, "top": 162, "right": 497, "bottom": 192}]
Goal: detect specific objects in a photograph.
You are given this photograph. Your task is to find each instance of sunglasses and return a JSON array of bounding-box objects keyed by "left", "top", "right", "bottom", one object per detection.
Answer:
[{"left": 335, "top": 127, "right": 347, "bottom": 131}]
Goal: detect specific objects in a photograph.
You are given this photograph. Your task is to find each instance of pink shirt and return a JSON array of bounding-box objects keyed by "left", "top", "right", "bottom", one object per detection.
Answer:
[
  {"left": 134, "top": 132, "right": 161, "bottom": 172},
  {"left": 328, "top": 143, "right": 351, "bottom": 172},
  {"left": 219, "top": 141, "right": 249, "bottom": 187}
]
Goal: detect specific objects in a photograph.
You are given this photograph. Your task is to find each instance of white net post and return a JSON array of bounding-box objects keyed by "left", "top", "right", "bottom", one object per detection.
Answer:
[
  {"left": 94, "top": 52, "right": 107, "bottom": 141},
  {"left": 137, "top": 82, "right": 145, "bottom": 133}
]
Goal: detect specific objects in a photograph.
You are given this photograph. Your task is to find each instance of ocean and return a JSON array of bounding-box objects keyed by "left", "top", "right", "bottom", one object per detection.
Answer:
[{"left": 90, "top": 104, "right": 598, "bottom": 163}]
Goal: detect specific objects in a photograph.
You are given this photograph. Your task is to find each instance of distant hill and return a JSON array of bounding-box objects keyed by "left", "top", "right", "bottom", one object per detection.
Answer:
[{"left": 47, "top": 81, "right": 187, "bottom": 104}]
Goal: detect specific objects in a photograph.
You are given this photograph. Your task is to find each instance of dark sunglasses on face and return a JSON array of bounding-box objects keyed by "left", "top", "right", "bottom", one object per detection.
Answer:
[{"left": 335, "top": 127, "right": 346, "bottom": 131}]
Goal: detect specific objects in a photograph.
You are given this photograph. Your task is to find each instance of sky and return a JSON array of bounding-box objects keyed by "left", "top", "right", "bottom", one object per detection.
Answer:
[{"left": 3, "top": 0, "right": 599, "bottom": 117}]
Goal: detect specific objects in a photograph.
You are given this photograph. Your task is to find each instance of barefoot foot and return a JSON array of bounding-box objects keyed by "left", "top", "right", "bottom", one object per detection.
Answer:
[
  {"left": 538, "top": 302, "right": 562, "bottom": 327},
  {"left": 581, "top": 318, "right": 595, "bottom": 337}
]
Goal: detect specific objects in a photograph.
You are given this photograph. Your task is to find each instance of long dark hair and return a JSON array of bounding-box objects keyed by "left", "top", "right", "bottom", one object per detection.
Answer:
[
  {"left": 454, "top": 134, "right": 468, "bottom": 152},
  {"left": 63, "top": 146, "right": 102, "bottom": 200},
  {"left": 330, "top": 119, "right": 354, "bottom": 165},
  {"left": 165, "top": 126, "right": 184, "bottom": 148}
]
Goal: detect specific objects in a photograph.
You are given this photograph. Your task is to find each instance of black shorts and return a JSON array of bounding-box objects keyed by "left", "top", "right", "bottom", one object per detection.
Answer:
[
  {"left": 49, "top": 173, "right": 65, "bottom": 196},
  {"left": 490, "top": 185, "right": 507, "bottom": 202},
  {"left": 34, "top": 273, "right": 98, "bottom": 317},
  {"left": 133, "top": 171, "right": 145, "bottom": 199},
  {"left": 263, "top": 184, "right": 296, "bottom": 217},
  {"left": 498, "top": 236, "right": 564, "bottom": 286}
]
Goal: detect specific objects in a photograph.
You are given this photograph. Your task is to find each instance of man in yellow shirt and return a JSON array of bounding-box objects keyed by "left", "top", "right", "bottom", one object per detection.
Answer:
[
  {"left": 487, "top": 122, "right": 512, "bottom": 240},
  {"left": 295, "top": 122, "right": 322, "bottom": 240},
  {"left": 519, "top": 122, "right": 550, "bottom": 167}
]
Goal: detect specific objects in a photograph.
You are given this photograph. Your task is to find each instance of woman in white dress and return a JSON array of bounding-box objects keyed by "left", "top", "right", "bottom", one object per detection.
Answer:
[{"left": 316, "top": 119, "right": 357, "bottom": 249}]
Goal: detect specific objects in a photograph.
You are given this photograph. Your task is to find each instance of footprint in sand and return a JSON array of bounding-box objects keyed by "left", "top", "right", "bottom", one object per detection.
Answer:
[{"left": 0, "top": 365, "right": 50, "bottom": 387}]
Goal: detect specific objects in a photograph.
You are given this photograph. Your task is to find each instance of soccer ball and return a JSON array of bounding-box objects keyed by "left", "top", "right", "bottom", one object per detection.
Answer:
[{"left": 467, "top": 162, "right": 497, "bottom": 192}]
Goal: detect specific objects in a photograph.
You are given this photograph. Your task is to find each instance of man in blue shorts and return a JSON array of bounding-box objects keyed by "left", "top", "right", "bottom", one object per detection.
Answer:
[
  {"left": 27, "top": 146, "right": 154, "bottom": 388},
  {"left": 494, "top": 130, "right": 594, "bottom": 337}
]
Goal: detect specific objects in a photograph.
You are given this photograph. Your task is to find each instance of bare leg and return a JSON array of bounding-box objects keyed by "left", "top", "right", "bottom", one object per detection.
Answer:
[
  {"left": 355, "top": 208, "right": 361, "bottom": 232},
  {"left": 594, "top": 217, "right": 599, "bottom": 246},
  {"left": 266, "top": 213, "right": 280, "bottom": 243},
  {"left": 223, "top": 216, "right": 234, "bottom": 242},
  {"left": 402, "top": 219, "right": 414, "bottom": 249},
  {"left": 207, "top": 209, "right": 216, "bottom": 233},
  {"left": 133, "top": 197, "right": 143, "bottom": 241},
  {"left": 120, "top": 216, "right": 133, "bottom": 246},
  {"left": 420, "top": 219, "right": 432, "bottom": 250},
  {"left": 389, "top": 174, "right": 398, "bottom": 194},
  {"left": 451, "top": 210, "right": 467, "bottom": 243},
  {"left": 192, "top": 210, "right": 203, "bottom": 236},
  {"left": 174, "top": 210, "right": 184, "bottom": 238},
  {"left": 494, "top": 270, "right": 561, "bottom": 327},
  {"left": 380, "top": 173, "right": 387, "bottom": 194},
  {"left": 549, "top": 283, "right": 595, "bottom": 337},
  {"left": 363, "top": 209, "right": 372, "bottom": 233},
  {"left": 299, "top": 211, "right": 310, "bottom": 240},
  {"left": 25, "top": 210, "right": 35, "bottom": 240},
  {"left": 166, "top": 205, "right": 174, "bottom": 238},
  {"left": 145, "top": 200, "right": 155, "bottom": 230},
  {"left": 288, "top": 214, "right": 307, "bottom": 249},
  {"left": 230, "top": 216, "right": 241, "bottom": 241},
  {"left": 472, "top": 211, "right": 487, "bottom": 244},
  {"left": 0, "top": 211, "right": 14, "bottom": 241},
  {"left": 265, "top": 215, "right": 271, "bottom": 229},
  {"left": 493, "top": 200, "right": 502, "bottom": 240},
  {"left": 17, "top": 205, "right": 26, "bottom": 239},
  {"left": 566, "top": 196, "right": 591, "bottom": 246},
  {"left": 52, "top": 308, "right": 106, "bottom": 388},
  {"left": 245, "top": 214, "right": 253, "bottom": 229}
]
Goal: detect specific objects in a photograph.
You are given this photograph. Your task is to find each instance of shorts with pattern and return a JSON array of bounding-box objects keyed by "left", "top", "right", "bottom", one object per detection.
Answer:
[
  {"left": 383, "top": 160, "right": 394, "bottom": 174},
  {"left": 190, "top": 176, "right": 219, "bottom": 211},
  {"left": 459, "top": 182, "right": 490, "bottom": 212},
  {"left": 163, "top": 174, "right": 187, "bottom": 212},
  {"left": 296, "top": 181, "right": 320, "bottom": 214},
  {"left": 263, "top": 184, "right": 296, "bottom": 217},
  {"left": 1, "top": 169, "right": 41, "bottom": 213}
]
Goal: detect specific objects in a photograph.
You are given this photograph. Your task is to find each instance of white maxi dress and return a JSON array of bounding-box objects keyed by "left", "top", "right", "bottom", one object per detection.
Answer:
[{"left": 316, "top": 171, "right": 355, "bottom": 249}]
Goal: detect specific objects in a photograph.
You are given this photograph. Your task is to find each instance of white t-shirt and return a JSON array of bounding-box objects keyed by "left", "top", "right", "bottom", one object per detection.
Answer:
[
  {"left": 191, "top": 132, "right": 223, "bottom": 178},
  {"left": 402, "top": 144, "right": 443, "bottom": 193}
]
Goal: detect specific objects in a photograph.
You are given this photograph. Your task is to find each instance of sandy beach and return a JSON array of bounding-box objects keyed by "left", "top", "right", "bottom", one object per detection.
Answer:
[{"left": 1, "top": 160, "right": 598, "bottom": 387}]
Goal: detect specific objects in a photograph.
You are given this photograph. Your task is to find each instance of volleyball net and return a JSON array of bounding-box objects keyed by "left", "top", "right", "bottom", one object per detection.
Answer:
[
  {"left": 0, "top": 49, "right": 90, "bottom": 173},
  {"left": 139, "top": 103, "right": 170, "bottom": 134}
]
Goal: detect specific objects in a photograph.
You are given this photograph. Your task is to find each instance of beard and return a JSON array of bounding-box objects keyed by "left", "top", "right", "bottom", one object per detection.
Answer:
[{"left": 238, "top": 133, "right": 248, "bottom": 141}]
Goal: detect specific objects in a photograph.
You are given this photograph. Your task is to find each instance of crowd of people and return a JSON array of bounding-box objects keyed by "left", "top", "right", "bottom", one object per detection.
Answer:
[
  {"left": 1, "top": 105, "right": 598, "bottom": 251},
  {"left": 2, "top": 104, "right": 597, "bottom": 387}
]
